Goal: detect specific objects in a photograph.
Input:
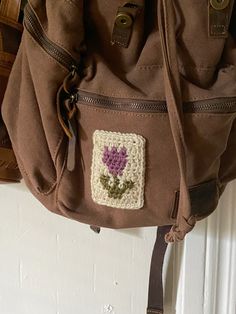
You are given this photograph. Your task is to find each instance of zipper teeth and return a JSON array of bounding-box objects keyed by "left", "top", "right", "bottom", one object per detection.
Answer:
[
  {"left": 185, "top": 102, "right": 236, "bottom": 112},
  {"left": 78, "top": 95, "right": 168, "bottom": 112},
  {"left": 22, "top": 5, "right": 236, "bottom": 114},
  {"left": 24, "top": 4, "right": 77, "bottom": 70},
  {"left": 78, "top": 94, "right": 236, "bottom": 113}
]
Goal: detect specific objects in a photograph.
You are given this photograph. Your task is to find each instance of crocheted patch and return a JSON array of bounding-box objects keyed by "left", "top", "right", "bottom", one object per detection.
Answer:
[{"left": 91, "top": 130, "right": 146, "bottom": 209}]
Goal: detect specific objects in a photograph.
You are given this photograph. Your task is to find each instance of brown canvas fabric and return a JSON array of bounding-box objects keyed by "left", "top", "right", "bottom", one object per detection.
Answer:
[
  {"left": 1, "top": 0, "right": 236, "bottom": 241},
  {"left": 0, "top": 0, "right": 23, "bottom": 183}
]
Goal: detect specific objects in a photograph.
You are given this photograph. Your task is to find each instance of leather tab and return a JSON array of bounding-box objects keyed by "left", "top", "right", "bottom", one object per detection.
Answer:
[
  {"left": 172, "top": 180, "right": 219, "bottom": 220},
  {"left": 0, "top": 0, "right": 22, "bottom": 22},
  {"left": 209, "top": 0, "right": 234, "bottom": 37},
  {"left": 111, "top": 3, "right": 141, "bottom": 48}
]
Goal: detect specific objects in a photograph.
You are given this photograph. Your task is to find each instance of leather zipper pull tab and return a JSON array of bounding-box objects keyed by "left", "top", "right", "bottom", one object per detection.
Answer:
[
  {"left": 111, "top": 3, "right": 142, "bottom": 48},
  {"left": 66, "top": 93, "right": 78, "bottom": 172},
  {"left": 67, "top": 117, "right": 77, "bottom": 171},
  {"left": 209, "top": 0, "right": 234, "bottom": 38}
]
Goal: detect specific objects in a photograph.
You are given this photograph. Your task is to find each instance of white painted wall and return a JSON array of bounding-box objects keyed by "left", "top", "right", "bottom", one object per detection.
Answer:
[{"left": 0, "top": 181, "right": 235, "bottom": 314}]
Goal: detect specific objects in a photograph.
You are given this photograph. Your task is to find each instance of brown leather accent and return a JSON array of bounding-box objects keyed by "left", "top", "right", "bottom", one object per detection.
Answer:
[
  {"left": 0, "top": 0, "right": 22, "bottom": 22},
  {"left": 111, "top": 3, "right": 142, "bottom": 48},
  {"left": 172, "top": 180, "right": 219, "bottom": 220},
  {"left": 147, "top": 226, "right": 171, "bottom": 314},
  {"left": 209, "top": 0, "right": 234, "bottom": 37}
]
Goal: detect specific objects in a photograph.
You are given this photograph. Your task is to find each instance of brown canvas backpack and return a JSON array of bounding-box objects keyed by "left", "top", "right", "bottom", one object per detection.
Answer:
[
  {"left": 0, "top": 0, "right": 25, "bottom": 183},
  {"left": 1, "top": 0, "right": 236, "bottom": 313}
]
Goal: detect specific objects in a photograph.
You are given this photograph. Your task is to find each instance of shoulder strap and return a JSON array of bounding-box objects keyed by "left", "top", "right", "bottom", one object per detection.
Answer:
[
  {"left": 0, "top": 0, "right": 22, "bottom": 22},
  {"left": 147, "top": 226, "right": 172, "bottom": 314},
  {"left": 90, "top": 224, "right": 171, "bottom": 313}
]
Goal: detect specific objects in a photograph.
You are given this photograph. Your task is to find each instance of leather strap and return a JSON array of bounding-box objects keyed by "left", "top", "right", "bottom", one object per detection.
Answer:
[
  {"left": 147, "top": 226, "right": 172, "bottom": 314},
  {"left": 0, "top": 0, "right": 22, "bottom": 22},
  {"left": 90, "top": 224, "right": 171, "bottom": 313}
]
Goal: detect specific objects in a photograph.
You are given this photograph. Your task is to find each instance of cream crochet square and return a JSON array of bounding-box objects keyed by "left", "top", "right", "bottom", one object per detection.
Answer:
[{"left": 91, "top": 130, "right": 146, "bottom": 209}]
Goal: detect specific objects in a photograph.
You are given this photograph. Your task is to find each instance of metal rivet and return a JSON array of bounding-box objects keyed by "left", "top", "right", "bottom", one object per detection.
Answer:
[
  {"left": 115, "top": 12, "right": 133, "bottom": 28},
  {"left": 210, "top": 0, "right": 230, "bottom": 10}
]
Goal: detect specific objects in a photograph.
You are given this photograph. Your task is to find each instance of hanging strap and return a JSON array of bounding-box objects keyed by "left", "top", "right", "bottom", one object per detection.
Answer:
[
  {"left": 147, "top": 226, "right": 171, "bottom": 314},
  {"left": 0, "top": 0, "right": 22, "bottom": 22}
]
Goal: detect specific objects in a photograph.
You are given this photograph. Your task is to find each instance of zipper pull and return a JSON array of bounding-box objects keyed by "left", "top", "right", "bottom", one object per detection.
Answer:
[
  {"left": 57, "top": 65, "right": 80, "bottom": 138},
  {"left": 67, "top": 118, "right": 77, "bottom": 171},
  {"left": 56, "top": 65, "right": 80, "bottom": 171},
  {"left": 66, "top": 92, "right": 78, "bottom": 172}
]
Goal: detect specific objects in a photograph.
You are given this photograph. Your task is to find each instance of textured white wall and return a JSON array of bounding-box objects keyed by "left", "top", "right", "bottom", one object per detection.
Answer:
[{"left": 0, "top": 181, "right": 235, "bottom": 314}]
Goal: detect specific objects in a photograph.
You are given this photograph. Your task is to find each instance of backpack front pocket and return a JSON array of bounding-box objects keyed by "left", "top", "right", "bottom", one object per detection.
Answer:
[{"left": 56, "top": 91, "right": 236, "bottom": 228}]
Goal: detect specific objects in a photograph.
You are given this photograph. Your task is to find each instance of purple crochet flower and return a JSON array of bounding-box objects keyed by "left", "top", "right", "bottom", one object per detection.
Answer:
[{"left": 102, "top": 145, "right": 128, "bottom": 176}]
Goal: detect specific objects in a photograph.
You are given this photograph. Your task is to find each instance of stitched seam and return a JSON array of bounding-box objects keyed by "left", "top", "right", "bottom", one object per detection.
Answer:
[
  {"left": 137, "top": 65, "right": 217, "bottom": 71},
  {"left": 185, "top": 112, "right": 236, "bottom": 118},
  {"left": 78, "top": 86, "right": 166, "bottom": 100}
]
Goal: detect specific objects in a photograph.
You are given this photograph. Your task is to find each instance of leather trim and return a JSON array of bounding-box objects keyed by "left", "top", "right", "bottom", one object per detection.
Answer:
[
  {"left": 208, "top": 0, "right": 234, "bottom": 37},
  {"left": 172, "top": 179, "right": 219, "bottom": 219}
]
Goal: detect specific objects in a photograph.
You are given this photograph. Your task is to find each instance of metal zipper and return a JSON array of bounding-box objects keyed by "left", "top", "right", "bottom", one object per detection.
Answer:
[
  {"left": 23, "top": 4, "right": 79, "bottom": 71},
  {"left": 77, "top": 91, "right": 236, "bottom": 114},
  {"left": 23, "top": 4, "right": 236, "bottom": 115}
]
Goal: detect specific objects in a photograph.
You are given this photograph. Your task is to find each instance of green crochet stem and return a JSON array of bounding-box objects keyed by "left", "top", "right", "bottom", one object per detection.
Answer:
[{"left": 100, "top": 174, "right": 134, "bottom": 199}]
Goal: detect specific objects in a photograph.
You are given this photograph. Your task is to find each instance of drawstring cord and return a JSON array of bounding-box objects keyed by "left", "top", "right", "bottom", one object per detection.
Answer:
[{"left": 158, "top": 0, "right": 196, "bottom": 243}]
